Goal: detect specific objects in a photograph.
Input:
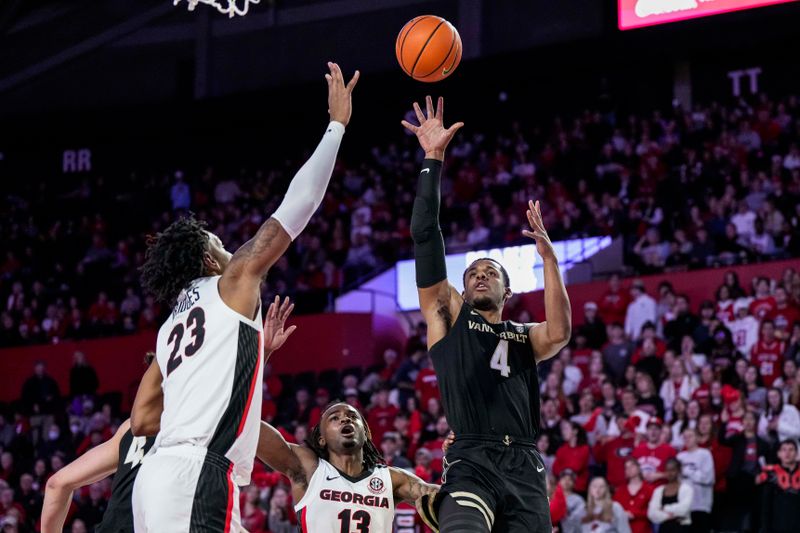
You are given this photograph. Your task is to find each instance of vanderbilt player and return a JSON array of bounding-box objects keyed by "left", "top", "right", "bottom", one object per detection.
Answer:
[
  {"left": 402, "top": 96, "right": 572, "bottom": 532},
  {"left": 41, "top": 417, "right": 155, "bottom": 533}
]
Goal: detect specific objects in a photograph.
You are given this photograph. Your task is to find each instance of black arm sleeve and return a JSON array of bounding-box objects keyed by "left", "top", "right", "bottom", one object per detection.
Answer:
[{"left": 410, "top": 159, "right": 447, "bottom": 288}]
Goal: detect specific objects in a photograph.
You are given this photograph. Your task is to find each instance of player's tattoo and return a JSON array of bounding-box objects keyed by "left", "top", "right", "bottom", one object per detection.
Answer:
[{"left": 233, "top": 218, "right": 283, "bottom": 279}]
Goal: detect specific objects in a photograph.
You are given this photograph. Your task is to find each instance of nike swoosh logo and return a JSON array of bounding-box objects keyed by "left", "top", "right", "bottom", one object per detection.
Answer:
[
  {"left": 470, "top": 310, "right": 479, "bottom": 316},
  {"left": 420, "top": 168, "right": 430, "bottom": 174},
  {"left": 536, "top": 465, "right": 544, "bottom": 472},
  {"left": 326, "top": 475, "right": 340, "bottom": 481}
]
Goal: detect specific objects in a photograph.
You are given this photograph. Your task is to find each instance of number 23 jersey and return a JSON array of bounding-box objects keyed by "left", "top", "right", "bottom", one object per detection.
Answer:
[
  {"left": 429, "top": 302, "right": 541, "bottom": 439},
  {"left": 294, "top": 459, "right": 395, "bottom": 533},
  {"left": 154, "top": 275, "right": 263, "bottom": 486}
]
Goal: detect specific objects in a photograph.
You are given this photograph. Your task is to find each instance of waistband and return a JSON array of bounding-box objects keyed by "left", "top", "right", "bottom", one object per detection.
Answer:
[
  {"left": 154, "top": 444, "right": 232, "bottom": 472},
  {"left": 456, "top": 433, "right": 538, "bottom": 448}
]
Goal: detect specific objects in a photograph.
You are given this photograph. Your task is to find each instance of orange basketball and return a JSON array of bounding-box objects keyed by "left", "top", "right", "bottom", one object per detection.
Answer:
[{"left": 395, "top": 15, "right": 462, "bottom": 83}]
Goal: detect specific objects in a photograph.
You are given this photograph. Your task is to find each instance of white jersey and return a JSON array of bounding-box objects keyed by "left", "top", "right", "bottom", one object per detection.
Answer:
[
  {"left": 726, "top": 315, "right": 760, "bottom": 356},
  {"left": 154, "top": 275, "right": 263, "bottom": 486},
  {"left": 295, "top": 459, "right": 395, "bottom": 533}
]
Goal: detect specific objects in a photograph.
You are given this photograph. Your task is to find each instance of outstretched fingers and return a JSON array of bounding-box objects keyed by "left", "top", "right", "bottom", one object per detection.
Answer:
[
  {"left": 412, "top": 101, "right": 426, "bottom": 124},
  {"left": 346, "top": 70, "right": 360, "bottom": 92},
  {"left": 425, "top": 95, "right": 434, "bottom": 120},
  {"left": 401, "top": 119, "right": 419, "bottom": 134}
]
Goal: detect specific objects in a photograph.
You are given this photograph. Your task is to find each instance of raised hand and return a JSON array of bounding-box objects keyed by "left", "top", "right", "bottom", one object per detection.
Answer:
[
  {"left": 264, "top": 295, "right": 297, "bottom": 360},
  {"left": 401, "top": 96, "right": 464, "bottom": 161},
  {"left": 326, "top": 62, "right": 359, "bottom": 127},
  {"left": 522, "top": 200, "right": 557, "bottom": 262}
]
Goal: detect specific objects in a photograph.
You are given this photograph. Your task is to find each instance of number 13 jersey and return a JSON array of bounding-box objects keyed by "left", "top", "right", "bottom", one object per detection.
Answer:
[
  {"left": 294, "top": 459, "right": 395, "bottom": 533},
  {"left": 154, "top": 275, "right": 263, "bottom": 486},
  {"left": 429, "top": 302, "right": 541, "bottom": 439}
]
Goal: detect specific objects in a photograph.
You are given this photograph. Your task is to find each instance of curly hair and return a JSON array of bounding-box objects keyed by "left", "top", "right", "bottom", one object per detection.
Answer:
[
  {"left": 140, "top": 215, "right": 209, "bottom": 308},
  {"left": 306, "top": 402, "right": 384, "bottom": 471}
]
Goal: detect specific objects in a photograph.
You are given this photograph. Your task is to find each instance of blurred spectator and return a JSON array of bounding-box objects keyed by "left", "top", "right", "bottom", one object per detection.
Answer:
[
  {"left": 613, "top": 459, "right": 653, "bottom": 533},
  {"left": 69, "top": 351, "right": 99, "bottom": 398},
  {"left": 267, "top": 487, "right": 296, "bottom": 533},
  {"left": 625, "top": 281, "right": 657, "bottom": 341},
  {"left": 576, "top": 477, "right": 631, "bottom": 533},
  {"left": 381, "top": 432, "right": 411, "bottom": 469},
  {"left": 633, "top": 418, "right": 676, "bottom": 486},
  {"left": 169, "top": 172, "right": 190, "bottom": 211},
  {"left": 557, "top": 469, "right": 586, "bottom": 533},
  {"left": 577, "top": 301, "right": 607, "bottom": 350},
  {"left": 758, "top": 440, "right": 800, "bottom": 533},
  {"left": 20, "top": 361, "right": 60, "bottom": 415},
  {"left": 553, "top": 421, "right": 591, "bottom": 494},
  {"left": 599, "top": 274, "right": 629, "bottom": 327},
  {"left": 647, "top": 458, "right": 693, "bottom": 533},
  {"left": 757, "top": 387, "right": 800, "bottom": 446},
  {"left": 676, "top": 428, "right": 714, "bottom": 532}
]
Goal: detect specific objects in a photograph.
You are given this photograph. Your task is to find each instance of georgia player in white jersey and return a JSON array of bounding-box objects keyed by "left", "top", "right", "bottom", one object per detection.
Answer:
[
  {"left": 258, "top": 401, "right": 440, "bottom": 533},
  {"left": 130, "top": 61, "right": 359, "bottom": 533}
]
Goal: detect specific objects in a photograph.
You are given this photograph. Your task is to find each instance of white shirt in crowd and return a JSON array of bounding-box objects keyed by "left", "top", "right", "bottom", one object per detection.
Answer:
[
  {"left": 676, "top": 448, "right": 715, "bottom": 513},
  {"left": 647, "top": 483, "right": 694, "bottom": 526},
  {"left": 625, "top": 293, "right": 657, "bottom": 340},
  {"left": 577, "top": 502, "right": 631, "bottom": 533},
  {"left": 757, "top": 404, "right": 800, "bottom": 444},
  {"left": 725, "top": 315, "right": 760, "bottom": 356}
]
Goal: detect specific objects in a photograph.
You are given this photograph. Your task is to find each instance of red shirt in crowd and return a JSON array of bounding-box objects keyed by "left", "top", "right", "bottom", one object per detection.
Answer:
[
  {"left": 599, "top": 290, "right": 629, "bottom": 325},
  {"left": 367, "top": 404, "right": 399, "bottom": 444},
  {"left": 751, "top": 340, "right": 786, "bottom": 387},
  {"left": 632, "top": 442, "right": 676, "bottom": 486},
  {"left": 553, "top": 443, "right": 591, "bottom": 492},
  {"left": 749, "top": 296, "right": 777, "bottom": 320},
  {"left": 766, "top": 304, "right": 800, "bottom": 334},
  {"left": 572, "top": 348, "right": 593, "bottom": 376},
  {"left": 593, "top": 435, "right": 636, "bottom": 490},
  {"left": 613, "top": 482, "right": 654, "bottom": 533},
  {"left": 700, "top": 438, "right": 733, "bottom": 492},
  {"left": 550, "top": 484, "right": 568, "bottom": 526},
  {"left": 414, "top": 368, "right": 440, "bottom": 408}
]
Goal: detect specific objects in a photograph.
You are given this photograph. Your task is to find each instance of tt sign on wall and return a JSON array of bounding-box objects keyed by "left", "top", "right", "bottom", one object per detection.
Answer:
[{"left": 618, "top": 0, "right": 798, "bottom": 30}]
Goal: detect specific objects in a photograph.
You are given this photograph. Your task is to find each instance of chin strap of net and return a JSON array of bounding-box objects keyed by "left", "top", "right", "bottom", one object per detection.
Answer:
[{"left": 173, "top": 0, "right": 261, "bottom": 18}]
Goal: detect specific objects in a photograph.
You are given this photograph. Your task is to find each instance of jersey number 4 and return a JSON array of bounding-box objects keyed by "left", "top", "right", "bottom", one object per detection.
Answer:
[
  {"left": 338, "top": 509, "right": 370, "bottom": 533},
  {"left": 166, "top": 307, "right": 206, "bottom": 377},
  {"left": 490, "top": 340, "right": 511, "bottom": 377}
]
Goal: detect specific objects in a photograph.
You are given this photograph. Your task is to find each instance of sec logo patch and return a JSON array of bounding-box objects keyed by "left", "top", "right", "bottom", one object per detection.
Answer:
[{"left": 368, "top": 477, "right": 385, "bottom": 494}]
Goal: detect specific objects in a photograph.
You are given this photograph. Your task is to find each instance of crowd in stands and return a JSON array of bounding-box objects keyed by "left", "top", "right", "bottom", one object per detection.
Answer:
[
  {"left": 1, "top": 264, "right": 799, "bottom": 531},
  {"left": 3, "top": 93, "right": 800, "bottom": 347}
]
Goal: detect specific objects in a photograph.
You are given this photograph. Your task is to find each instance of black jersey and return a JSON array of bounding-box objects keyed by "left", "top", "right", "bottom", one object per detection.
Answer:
[
  {"left": 95, "top": 429, "right": 155, "bottom": 533},
  {"left": 429, "top": 302, "right": 541, "bottom": 439}
]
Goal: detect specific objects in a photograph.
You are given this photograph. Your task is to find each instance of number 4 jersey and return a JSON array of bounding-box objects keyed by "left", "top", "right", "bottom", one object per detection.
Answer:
[
  {"left": 294, "top": 459, "right": 395, "bottom": 533},
  {"left": 154, "top": 275, "right": 263, "bottom": 486},
  {"left": 429, "top": 302, "right": 541, "bottom": 439}
]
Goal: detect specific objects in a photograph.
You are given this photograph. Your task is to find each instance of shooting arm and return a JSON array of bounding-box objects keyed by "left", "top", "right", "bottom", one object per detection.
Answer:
[{"left": 529, "top": 257, "right": 572, "bottom": 361}]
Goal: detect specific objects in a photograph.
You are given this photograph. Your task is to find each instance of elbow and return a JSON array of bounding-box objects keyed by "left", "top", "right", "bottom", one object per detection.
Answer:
[
  {"left": 46, "top": 472, "right": 70, "bottom": 493},
  {"left": 130, "top": 414, "right": 158, "bottom": 437}
]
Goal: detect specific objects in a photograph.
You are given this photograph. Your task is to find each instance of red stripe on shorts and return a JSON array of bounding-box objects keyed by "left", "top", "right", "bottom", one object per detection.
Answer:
[
  {"left": 236, "top": 331, "right": 263, "bottom": 437},
  {"left": 224, "top": 462, "right": 235, "bottom": 532}
]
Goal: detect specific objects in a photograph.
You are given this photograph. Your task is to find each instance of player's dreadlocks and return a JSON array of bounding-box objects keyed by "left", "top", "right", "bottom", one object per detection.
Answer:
[
  {"left": 140, "top": 214, "right": 209, "bottom": 308},
  {"left": 306, "top": 402, "right": 385, "bottom": 471}
]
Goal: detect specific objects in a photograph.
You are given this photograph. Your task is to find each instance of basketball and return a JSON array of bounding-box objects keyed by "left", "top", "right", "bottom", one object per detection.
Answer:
[{"left": 396, "top": 15, "right": 462, "bottom": 83}]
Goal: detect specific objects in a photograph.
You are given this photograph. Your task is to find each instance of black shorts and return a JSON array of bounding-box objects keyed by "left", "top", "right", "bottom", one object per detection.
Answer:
[{"left": 436, "top": 434, "right": 551, "bottom": 533}]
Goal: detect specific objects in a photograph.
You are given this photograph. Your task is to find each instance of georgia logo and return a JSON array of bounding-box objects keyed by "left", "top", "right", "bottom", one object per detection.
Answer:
[{"left": 368, "top": 477, "right": 385, "bottom": 494}]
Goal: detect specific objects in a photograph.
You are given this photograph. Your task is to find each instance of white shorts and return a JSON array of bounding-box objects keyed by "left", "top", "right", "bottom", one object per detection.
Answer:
[{"left": 132, "top": 444, "right": 243, "bottom": 533}]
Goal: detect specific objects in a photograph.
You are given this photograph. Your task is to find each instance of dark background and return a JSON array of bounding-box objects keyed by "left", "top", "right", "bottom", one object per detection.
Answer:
[{"left": 1, "top": 0, "right": 800, "bottom": 181}]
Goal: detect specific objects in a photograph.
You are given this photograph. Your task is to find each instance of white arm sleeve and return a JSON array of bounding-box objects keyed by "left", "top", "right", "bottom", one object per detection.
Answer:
[{"left": 271, "top": 121, "right": 345, "bottom": 240}]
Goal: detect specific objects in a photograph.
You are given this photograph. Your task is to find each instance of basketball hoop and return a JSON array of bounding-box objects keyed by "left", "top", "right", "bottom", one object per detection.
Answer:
[{"left": 173, "top": 0, "right": 260, "bottom": 18}]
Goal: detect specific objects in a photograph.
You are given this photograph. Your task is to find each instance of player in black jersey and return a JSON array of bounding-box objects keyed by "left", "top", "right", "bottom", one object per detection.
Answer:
[
  {"left": 41, "top": 418, "right": 156, "bottom": 533},
  {"left": 402, "top": 96, "right": 572, "bottom": 533}
]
